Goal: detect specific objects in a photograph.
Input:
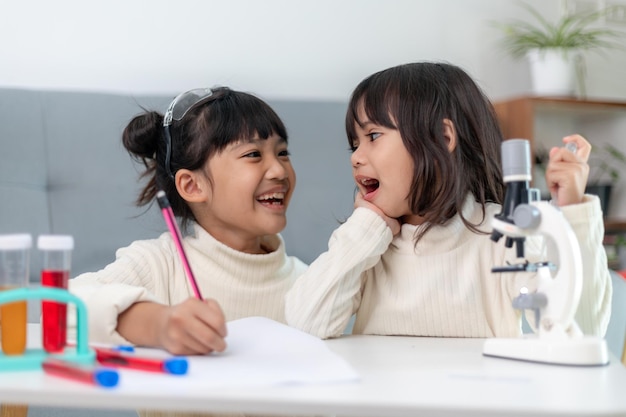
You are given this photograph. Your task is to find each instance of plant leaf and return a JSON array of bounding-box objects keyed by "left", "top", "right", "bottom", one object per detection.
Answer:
[{"left": 492, "top": 1, "right": 625, "bottom": 59}]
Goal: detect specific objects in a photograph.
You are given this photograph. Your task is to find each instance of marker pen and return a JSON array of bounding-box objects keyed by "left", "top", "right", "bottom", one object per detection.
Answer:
[
  {"left": 42, "top": 358, "right": 119, "bottom": 388},
  {"left": 94, "top": 347, "right": 188, "bottom": 375}
]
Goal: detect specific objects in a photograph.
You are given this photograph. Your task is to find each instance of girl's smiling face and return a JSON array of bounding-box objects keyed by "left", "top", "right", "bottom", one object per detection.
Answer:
[
  {"left": 192, "top": 132, "right": 295, "bottom": 253},
  {"left": 350, "top": 107, "right": 417, "bottom": 223}
]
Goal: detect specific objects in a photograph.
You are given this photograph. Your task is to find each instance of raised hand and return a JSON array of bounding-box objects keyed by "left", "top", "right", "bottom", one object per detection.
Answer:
[{"left": 546, "top": 134, "right": 591, "bottom": 207}]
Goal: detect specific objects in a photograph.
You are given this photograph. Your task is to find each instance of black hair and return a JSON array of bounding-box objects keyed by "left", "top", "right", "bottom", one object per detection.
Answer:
[
  {"left": 122, "top": 86, "right": 288, "bottom": 228},
  {"left": 345, "top": 62, "right": 504, "bottom": 241}
]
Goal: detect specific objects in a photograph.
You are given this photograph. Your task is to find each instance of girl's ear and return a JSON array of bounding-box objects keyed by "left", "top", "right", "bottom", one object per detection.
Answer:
[
  {"left": 443, "top": 119, "right": 457, "bottom": 153},
  {"left": 175, "top": 169, "right": 208, "bottom": 203}
]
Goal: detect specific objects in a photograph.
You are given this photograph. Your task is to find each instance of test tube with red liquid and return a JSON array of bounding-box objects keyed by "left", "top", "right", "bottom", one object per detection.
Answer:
[
  {"left": 37, "top": 235, "right": 74, "bottom": 353},
  {"left": 0, "top": 234, "right": 32, "bottom": 355}
]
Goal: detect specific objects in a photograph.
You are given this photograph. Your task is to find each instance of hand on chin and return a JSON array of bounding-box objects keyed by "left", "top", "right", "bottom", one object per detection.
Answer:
[{"left": 354, "top": 193, "right": 401, "bottom": 236}]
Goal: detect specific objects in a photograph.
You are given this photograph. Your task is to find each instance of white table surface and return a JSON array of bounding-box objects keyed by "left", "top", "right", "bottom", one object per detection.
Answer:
[{"left": 1, "top": 325, "right": 625, "bottom": 417}]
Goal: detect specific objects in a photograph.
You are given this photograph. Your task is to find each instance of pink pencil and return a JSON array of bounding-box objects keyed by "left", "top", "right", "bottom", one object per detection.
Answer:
[{"left": 156, "top": 190, "right": 203, "bottom": 300}]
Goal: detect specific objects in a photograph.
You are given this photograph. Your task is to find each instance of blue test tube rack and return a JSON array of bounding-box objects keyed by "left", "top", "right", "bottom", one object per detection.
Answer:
[{"left": 0, "top": 287, "right": 95, "bottom": 371}]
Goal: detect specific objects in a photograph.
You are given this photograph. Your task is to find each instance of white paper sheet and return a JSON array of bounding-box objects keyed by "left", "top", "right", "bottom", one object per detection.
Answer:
[{"left": 116, "top": 316, "right": 360, "bottom": 390}]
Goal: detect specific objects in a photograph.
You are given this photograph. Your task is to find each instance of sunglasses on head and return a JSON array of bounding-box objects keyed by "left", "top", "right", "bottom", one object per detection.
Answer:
[{"left": 163, "top": 88, "right": 215, "bottom": 179}]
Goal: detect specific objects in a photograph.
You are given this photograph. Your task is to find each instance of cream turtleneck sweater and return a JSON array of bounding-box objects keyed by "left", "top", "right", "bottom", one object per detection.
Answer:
[
  {"left": 286, "top": 194, "right": 611, "bottom": 339},
  {"left": 69, "top": 223, "right": 307, "bottom": 345},
  {"left": 69, "top": 225, "right": 318, "bottom": 417}
]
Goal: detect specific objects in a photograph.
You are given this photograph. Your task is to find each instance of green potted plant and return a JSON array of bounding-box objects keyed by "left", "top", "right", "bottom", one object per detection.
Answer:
[{"left": 493, "top": 2, "right": 623, "bottom": 97}]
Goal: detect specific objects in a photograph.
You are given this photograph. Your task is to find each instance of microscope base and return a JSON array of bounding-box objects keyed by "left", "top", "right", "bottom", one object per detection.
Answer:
[{"left": 483, "top": 335, "right": 609, "bottom": 366}]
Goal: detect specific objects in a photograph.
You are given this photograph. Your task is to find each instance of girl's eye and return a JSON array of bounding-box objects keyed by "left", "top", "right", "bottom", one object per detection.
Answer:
[
  {"left": 278, "top": 149, "right": 291, "bottom": 157},
  {"left": 368, "top": 132, "right": 381, "bottom": 141},
  {"left": 349, "top": 140, "right": 360, "bottom": 153},
  {"left": 244, "top": 151, "right": 261, "bottom": 158}
]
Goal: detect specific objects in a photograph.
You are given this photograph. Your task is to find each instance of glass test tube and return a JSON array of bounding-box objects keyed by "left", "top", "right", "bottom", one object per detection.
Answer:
[
  {"left": 0, "top": 234, "right": 32, "bottom": 355},
  {"left": 37, "top": 235, "right": 74, "bottom": 353}
]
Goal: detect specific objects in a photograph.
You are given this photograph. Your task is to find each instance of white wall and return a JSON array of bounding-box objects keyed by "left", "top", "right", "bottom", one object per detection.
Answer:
[
  {"left": 2, "top": 0, "right": 624, "bottom": 101},
  {"left": 2, "top": 0, "right": 626, "bottom": 216}
]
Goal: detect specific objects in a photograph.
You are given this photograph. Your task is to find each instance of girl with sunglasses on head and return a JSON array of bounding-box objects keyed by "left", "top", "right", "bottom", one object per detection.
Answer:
[
  {"left": 286, "top": 62, "right": 611, "bottom": 340},
  {"left": 70, "top": 87, "right": 306, "bottom": 357}
]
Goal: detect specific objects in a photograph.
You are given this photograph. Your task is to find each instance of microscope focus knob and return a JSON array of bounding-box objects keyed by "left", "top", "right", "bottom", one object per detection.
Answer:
[{"left": 513, "top": 204, "right": 541, "bottom": 229}]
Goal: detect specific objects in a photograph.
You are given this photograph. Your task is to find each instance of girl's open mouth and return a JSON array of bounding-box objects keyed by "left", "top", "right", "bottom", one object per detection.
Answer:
[
  {"left": 360, "top": 177, "right": 380, "bottom": 195},
  {"left": 257, "top": 192, "right": 285, "bottom": 207}
]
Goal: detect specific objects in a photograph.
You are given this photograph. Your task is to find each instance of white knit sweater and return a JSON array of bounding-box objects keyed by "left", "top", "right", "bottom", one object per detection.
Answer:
[
  {"left": 286, "top": 194, "right": 612, "bottom": 339},
  {"left": 69, "top": 223, "right": 310, "bottom": 417},
  {"left": 70, "top": 223, "right": 307, "bottom": 345}
]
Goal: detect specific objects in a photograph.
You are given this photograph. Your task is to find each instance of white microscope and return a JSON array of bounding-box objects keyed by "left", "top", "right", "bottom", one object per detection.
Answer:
[{"left": 483, "top": 139, "right": 608, "bottom": 366}]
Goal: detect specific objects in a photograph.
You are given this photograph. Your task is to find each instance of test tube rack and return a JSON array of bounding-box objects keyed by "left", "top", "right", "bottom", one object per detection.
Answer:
[{"left": 0, "top": 287, "right": 94, "bottom": 371}]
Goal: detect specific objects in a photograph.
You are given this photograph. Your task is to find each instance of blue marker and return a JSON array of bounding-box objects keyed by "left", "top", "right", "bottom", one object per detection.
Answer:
[{"left": 42, "top": 358, "right": 119, "bottom": 388}]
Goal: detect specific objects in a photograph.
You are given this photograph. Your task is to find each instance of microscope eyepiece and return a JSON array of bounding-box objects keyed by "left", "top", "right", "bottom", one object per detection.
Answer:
[{"left": 501, "top": 138, "right": 532, "bottom": 183}]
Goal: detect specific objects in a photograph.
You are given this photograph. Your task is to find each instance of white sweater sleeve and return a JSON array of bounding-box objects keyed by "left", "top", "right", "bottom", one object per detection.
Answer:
[
  {"left": 69, "top": 281, "right": 157, "bottom": 344},
  {"left": 68, "top": 239, "right": 170, "bottom": 344},
  {"left": 561, "top": 195, "right": 612, "bottom": 336},
  {"left": 285, "top": 208, "right": 393, "bottom": 339}
]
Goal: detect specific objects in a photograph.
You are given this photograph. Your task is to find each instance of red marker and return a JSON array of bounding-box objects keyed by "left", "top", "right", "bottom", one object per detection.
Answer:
[
  {"left": 42, "top": 358, "right": 119, "bottom": 388},
  {"left": 94, "top": 347, "right": 188, "bottom": 375}
]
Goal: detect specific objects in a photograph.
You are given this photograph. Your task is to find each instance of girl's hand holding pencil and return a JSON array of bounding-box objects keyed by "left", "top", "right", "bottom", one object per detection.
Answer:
[
  {"left": 155, "top": 298, "right": 227, "bottom": 356},
  {"left": 152, "top": 190, "right": 228, "bottom": 355}
]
